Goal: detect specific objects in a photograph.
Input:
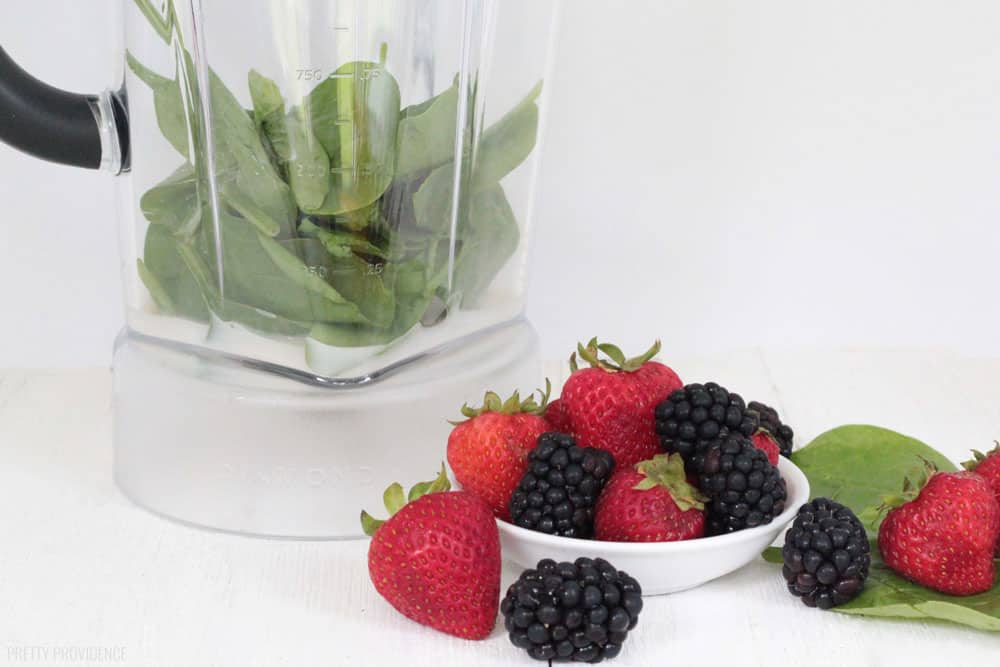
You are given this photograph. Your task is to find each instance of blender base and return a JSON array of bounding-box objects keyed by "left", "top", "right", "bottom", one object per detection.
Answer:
[{"left": 112, "top": 321, "right": 542, "bottom": 539}]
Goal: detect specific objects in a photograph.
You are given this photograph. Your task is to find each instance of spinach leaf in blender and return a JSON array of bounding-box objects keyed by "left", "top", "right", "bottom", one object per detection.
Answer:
[
  {"left": 303, "top": 61, "right": 400, "bottom": 217},
  {"left": 139, "top": 223, "right": 209, "bottom": 322},
  {"left": 453, "top": 185, "right": 520, "bottom": 307},
  {"left": 396, "top": 83, "right": 459, "bottom": 177},
  {"left": 248, "top": 70, "right": 331, "bottom": 213},
  {"left": 299, "top": 219, "right": 388, "bottom": 260},
  {"left": 197, "top": 212, "right": 368, "bottom": 326},
  {"left": 139, "top": 163, "right": 201, "bottom": 239},
  {"left": 127, "top": 52, "right": 296, "bottom": 237}
]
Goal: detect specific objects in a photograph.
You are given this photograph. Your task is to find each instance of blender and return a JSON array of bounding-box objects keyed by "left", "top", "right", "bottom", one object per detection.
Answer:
[{"left": 0, "top": 0, "right": 561, "bottom": 538}]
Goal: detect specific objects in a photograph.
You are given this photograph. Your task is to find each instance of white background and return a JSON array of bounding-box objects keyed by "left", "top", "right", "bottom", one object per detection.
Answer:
[{"left": 2, "top": 0, "right": 999, "bottom": 368}]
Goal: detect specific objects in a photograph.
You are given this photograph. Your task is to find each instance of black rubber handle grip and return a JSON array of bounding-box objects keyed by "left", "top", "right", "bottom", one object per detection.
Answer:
[{"left": 0, "top": 46, "right": 103, "bottom": 169}]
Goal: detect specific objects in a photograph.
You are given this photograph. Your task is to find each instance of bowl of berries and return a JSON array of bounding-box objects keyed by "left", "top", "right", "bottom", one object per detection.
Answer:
[
  {"left": 496, "top": 440, "right": 809, "bottom": 595},
  {"left": 447, "top": 339, "right": 811, "bottom": 596}
]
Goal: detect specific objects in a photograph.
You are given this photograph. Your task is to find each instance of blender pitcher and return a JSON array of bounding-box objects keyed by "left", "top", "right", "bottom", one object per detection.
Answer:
[{"left": 0, "top": 0, "right": 561, "bottom": 537}]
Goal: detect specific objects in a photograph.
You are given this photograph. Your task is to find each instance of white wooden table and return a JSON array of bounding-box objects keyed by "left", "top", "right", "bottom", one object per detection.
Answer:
[{"left": 1, "top": 349, "right": 998, "bottom": 666}]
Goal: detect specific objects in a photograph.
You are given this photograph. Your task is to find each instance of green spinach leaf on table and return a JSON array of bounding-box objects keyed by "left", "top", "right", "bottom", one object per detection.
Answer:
[{"left": 763, "top": 545, "right": 1000, "bottom": 632}]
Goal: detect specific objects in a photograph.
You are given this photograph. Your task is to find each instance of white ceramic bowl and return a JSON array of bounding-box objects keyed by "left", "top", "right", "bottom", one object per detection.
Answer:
[{"left": 498, "top": 457, "right": 810, "bottom": 595}]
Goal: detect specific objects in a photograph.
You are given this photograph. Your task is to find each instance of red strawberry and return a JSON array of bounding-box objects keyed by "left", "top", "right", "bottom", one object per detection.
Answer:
[
  {"left": 963, "top": 442, "right": 1000, "bottom": 556},
  {"left": 361, "top": 466, "right": 501, "bottom": 639},
  {"left": 751, "top": 431, "right": 781, "bottom": 465},
  {"left": 447, "top": 383, "right": 551, "bottom": 521},
  {"left": 561, "top": 339, "right": 682, "bottom": 468},
  {"left": 595, "top": 453, "right": 707, "bottom": 542},
  {"left": 878, "top": 465, "right": 1000, "bottom": 596},
  {"left": 544, "top": 397, "right": 574, "bottom": 433}
]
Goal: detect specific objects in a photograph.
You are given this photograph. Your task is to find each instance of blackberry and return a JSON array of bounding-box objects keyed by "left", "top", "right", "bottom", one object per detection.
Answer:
[
  {"left": 510, "top": 433, "right": 615, "bottom": 538},
  {"left": 654, "top": 382, "right": 759, "bottom": 474},
  {"left": 501, "top": 557, "right": 643, "bottom": 663},
  {"left": 699, "top": 433, "right": 786, "bottom": 534},
  {"left": 781, "top": 498, "right": 870, "bottom": 609},
  {"left": 747, "top": 401, "right": 794, "bottom": 458}
]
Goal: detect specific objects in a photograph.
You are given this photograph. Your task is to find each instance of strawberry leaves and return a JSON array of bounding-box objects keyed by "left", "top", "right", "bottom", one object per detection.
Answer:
[
  {"left": 455, "top": 379, "right": 552, "bottom": 421},
  {"left": 963, "top": 441, "right": 1000, "bottom": 471},
  {"left": 570, "top": 338, "right": 662, "bottom": 373},
  {"left": 360, "top": 464, "right": 451, "bottom": 536},
  {"left": 633, "top": 453, "right": 707, "bottom": 512}
]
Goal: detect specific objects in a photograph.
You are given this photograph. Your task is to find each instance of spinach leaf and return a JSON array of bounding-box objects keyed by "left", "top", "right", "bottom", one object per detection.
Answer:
[
  {"left": 307, "top": 257, "right": 436, "bottom": 348},
  {"left": 172, "top": 240, "right": 310, "bottom": 336},
  {"left": 453, "top": 185, "right": 520, "bottom": 306},
  {"left": 127, "top": 52, "right": 296, "bottom": 237},
  {"left": 410, "top": 81, "right": 543, "bottom": 231},
  {"left": 140, "top": 223, "right": 209, "bottom": 322},
  {"left": 139, "top": 163, "right": 201, "bottom": 238},
  {"left": 762, "top": 544, "right": 1000, "bottom": 631},
  {"left": 197, "top": 212, "right": 367, "bottom": 325},
  {"left": 203, "top": 65, "right": 297, "bottom": 236},
  {"left": 248, "top": 70, "right": 331, "bottom": 212},
  {"left": 299, "top": 219, "right": 387, "bottom": 259},
  {"left": 304, "top": 62, "right": 401, "bottom": 216},
  {"left": 836, "top": 548, "right": 1000, "bottom": 630},
  {"left": 791, "top": 425, "right": 957, "bottom": 535},
  {"left": 396, "top": 83, "right": 459, "bottom": 176},
  {"left": 125, "top": 53, "right": 190, "bottom": 156},
  {"left": 410, "top": 164, "right": 459, "bottom": 233},
  {"left": 318, "top": 254, "right": 396, "bottom": 329},
  {"left": 475, "top": 81, "right": 542, "bottom": 185}
]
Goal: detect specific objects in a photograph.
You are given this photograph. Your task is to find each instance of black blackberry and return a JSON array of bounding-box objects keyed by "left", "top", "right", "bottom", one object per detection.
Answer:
[
  {"left": 654, "top": 382, "right": 759, "bottom": 474},
  {"left": 501, "top": 557, "right": 643, "bottom": 663},
  {"left": 781, "top": 498, "right": 870, "bottom": 609},
  {"left": 747, "top": 401, "right": 794, "bottom": 458},
  {"left": 699, "top": 432, "right": 787, "bottom": 535},
  {"left": 509, "top": 433, "right": 615, "bottom": 538}
]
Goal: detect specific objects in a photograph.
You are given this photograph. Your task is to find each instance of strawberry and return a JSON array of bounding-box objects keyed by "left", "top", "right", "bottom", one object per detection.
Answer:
[
  {"left": 595, "top": 453, "right": 707, "bottom": 542},
  {"left": 561, "top": 339, "right": 683, "bottom": 468},
  {"left": 878, "top": 464, "right": 1000, "bottom": 596},
  {"left": 446, "top": 382, "right": 551, "bottom": 521},
  {"left": 543, "top": 397, "right": 574, "bottom": 433},
  {"left": 751, "top": 431, "right": 781, "bottom": 466},
  {"left": 361, "top": 466, "right": 501, "bottom": 639},
  {"left": 963, "top": 442, "right": 1000, "bottom": 556}
]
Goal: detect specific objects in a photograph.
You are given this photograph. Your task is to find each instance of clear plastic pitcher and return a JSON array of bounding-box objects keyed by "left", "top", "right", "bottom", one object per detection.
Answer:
[{"left": 0, "top": 0, "right": 561, "bottom": 537}]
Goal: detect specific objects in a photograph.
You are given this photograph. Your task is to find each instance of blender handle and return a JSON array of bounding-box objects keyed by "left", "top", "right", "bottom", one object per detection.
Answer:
[{"left": 0, "top": 45, "right": 128, "bottom": 172}]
